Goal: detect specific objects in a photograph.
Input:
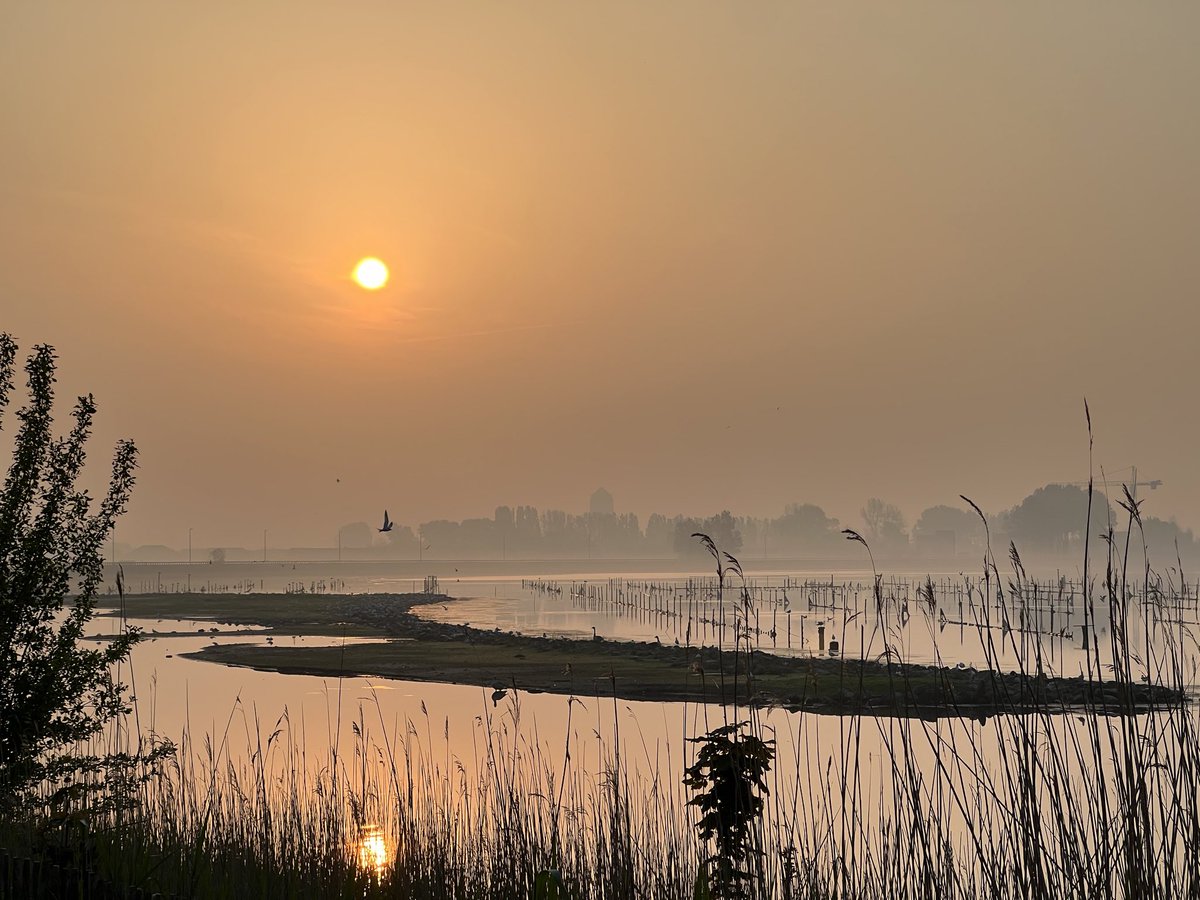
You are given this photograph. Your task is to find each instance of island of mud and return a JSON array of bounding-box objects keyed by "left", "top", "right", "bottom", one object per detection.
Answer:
[{"left": 98, "top": 592, "right": 1183, "bottom": 719}]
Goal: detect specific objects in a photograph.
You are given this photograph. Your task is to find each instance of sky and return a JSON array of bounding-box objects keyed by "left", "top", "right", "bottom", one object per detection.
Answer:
[{"left": 1, "top": 3, "right": 1197, "bottom": 550}]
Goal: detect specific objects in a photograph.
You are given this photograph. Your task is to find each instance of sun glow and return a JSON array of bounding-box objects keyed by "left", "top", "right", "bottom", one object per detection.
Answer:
[
  {"left": 353, "top": 257, "right": 389, "bottom": 290},
  {"left": 356, "top": 823, "right": 390, "bottom": 876}
]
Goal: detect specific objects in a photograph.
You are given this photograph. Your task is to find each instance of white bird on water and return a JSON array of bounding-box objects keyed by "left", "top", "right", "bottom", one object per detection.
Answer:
[{"left": 378, "top": 510, "right": 394, "bottom": 533}]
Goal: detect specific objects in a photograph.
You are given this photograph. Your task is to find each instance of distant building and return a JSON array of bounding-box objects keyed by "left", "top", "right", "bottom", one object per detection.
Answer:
[{"left": 589, "top": 487, "right": 614, "bottom": 516}]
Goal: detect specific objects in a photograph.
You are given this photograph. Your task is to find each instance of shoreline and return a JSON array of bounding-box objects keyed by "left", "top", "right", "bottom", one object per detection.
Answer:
[{"left": 97, "top": 591, "right": 1185, "bottom": 719}]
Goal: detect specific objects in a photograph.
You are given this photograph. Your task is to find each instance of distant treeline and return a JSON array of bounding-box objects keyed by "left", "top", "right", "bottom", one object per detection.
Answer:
[
  {"left": 123, "top": 485, "right": 1199, "bottom": 564},
  {"left": 376, "top": 487, "right": 1193, "bottom": 562}
]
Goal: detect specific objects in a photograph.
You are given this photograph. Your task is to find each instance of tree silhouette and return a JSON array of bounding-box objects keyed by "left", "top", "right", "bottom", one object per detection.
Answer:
[
  {"left": 913, "top": 504, "right": 984, "bottom": 553},
  {"left": 861, "top": 498, "right": 907, "bottom": 551},
  {"left": 1006, "top": 484, "right": 1113, "bottom": 554},
  {"left": 0, "top": 335, "right": 168, "bottom": 811}
]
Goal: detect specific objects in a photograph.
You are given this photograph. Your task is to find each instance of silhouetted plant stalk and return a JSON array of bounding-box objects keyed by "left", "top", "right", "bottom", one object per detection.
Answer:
[
  {"left": 685, "top": 533, "right": 776, "bottom": 899},
  {"left": 684, "top": 721, "right": 774, "bottom": 899}
]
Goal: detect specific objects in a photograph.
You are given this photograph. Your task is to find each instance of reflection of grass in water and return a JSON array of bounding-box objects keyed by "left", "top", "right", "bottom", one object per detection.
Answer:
[{"left": 10, "top": 502, "right": 1200, "bottom": 897}]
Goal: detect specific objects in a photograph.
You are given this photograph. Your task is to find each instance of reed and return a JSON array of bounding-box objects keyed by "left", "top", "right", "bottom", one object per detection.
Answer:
[{"left": 4, "top": 517, "right": 1199, "bottom": 898}]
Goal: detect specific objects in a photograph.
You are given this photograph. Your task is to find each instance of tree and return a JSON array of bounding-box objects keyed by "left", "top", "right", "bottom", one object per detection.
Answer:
[
  {"left": 645, "top": 513, "right": 673, "bottom": 556},
  {"left": 674, "top": 512, "right": 742, "bottom": 559},
  {"left": 912, "top": 504, "right": 984, "bottom": 555},
  {"left": 768, "top": 503, "right": 841, "bottom": 554},
  {"left": 1006, "top": 484, "right": 1113, "bottom": 555},
  {"left": 1141, "top": 516, "right": 1198, "bottom": 564},
  {"left": 513, "top": 505, "right": 542, "bottom": 555},
  {"left": 0, "top": 336, "right": 166, "bottom": 811},
  {"left": 861, "top": 498, "right": 908, "bottom": 552}
]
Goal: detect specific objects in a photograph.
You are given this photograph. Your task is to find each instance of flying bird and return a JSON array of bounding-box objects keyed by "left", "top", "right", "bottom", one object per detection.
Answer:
[{"left": 378, "top": 510, "right": 394, "bottom": 533}]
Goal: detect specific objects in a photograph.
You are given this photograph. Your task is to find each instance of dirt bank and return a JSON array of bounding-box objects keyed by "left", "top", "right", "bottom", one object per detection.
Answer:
[{"left": 97, "top": 592, "right": 1184, "bottom": 718}]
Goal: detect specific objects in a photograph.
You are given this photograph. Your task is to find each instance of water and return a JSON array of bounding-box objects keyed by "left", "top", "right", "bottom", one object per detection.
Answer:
[
  {"left": 110, "top": 563, "right": 1200, "bottom": 678},
  {"left": 421, "top": 574, "right": 1198, "bottom": 681},
  {"left": 87, "top": 567, "right": 1200, "bottom": 886}
]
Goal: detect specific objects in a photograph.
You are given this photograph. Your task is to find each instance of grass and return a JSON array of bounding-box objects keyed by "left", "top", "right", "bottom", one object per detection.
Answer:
[{"left": 9, "top": 501, "right": 1200, "bottom": 898}]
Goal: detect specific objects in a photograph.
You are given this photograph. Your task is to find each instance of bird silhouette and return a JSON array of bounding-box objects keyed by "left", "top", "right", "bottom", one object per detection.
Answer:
[{"left": 378, "top": 510, "right": 393, "bottom": 533}]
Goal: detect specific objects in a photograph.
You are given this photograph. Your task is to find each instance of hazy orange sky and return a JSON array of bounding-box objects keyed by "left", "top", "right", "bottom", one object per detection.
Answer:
[{"left": 2, "top": 4, "right": 1197, "bottom": 550}]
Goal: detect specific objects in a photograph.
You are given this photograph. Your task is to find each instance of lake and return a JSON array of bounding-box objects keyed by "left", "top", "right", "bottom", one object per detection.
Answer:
[{"left": 89, "top": 562, "right": 1200, "bottom": 892}]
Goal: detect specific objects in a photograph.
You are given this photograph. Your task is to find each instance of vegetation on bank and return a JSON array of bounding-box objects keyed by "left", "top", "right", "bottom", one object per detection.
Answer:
[{"left": 90, "top": 590, "right": 1184, "bottom": 717}]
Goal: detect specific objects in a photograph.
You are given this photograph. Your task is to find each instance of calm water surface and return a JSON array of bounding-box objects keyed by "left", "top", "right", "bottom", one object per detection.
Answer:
[{"left": 91, "top": 567, "right": 1199, "bottom": 875}]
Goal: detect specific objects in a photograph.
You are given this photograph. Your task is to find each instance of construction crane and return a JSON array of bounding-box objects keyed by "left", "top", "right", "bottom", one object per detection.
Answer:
[{"left": 1055, "top": 466, "right": 1162, "bottom": 504}]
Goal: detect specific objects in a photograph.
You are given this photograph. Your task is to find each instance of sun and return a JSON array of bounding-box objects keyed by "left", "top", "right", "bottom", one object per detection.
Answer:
[{"left": 352, "top": 257, "right": 389, "bottom": 290}]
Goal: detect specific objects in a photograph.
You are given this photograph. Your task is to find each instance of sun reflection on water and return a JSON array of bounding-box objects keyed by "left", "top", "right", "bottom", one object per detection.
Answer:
[{"left": 355, "top": 823, "right": 390, "bottom": 877}]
